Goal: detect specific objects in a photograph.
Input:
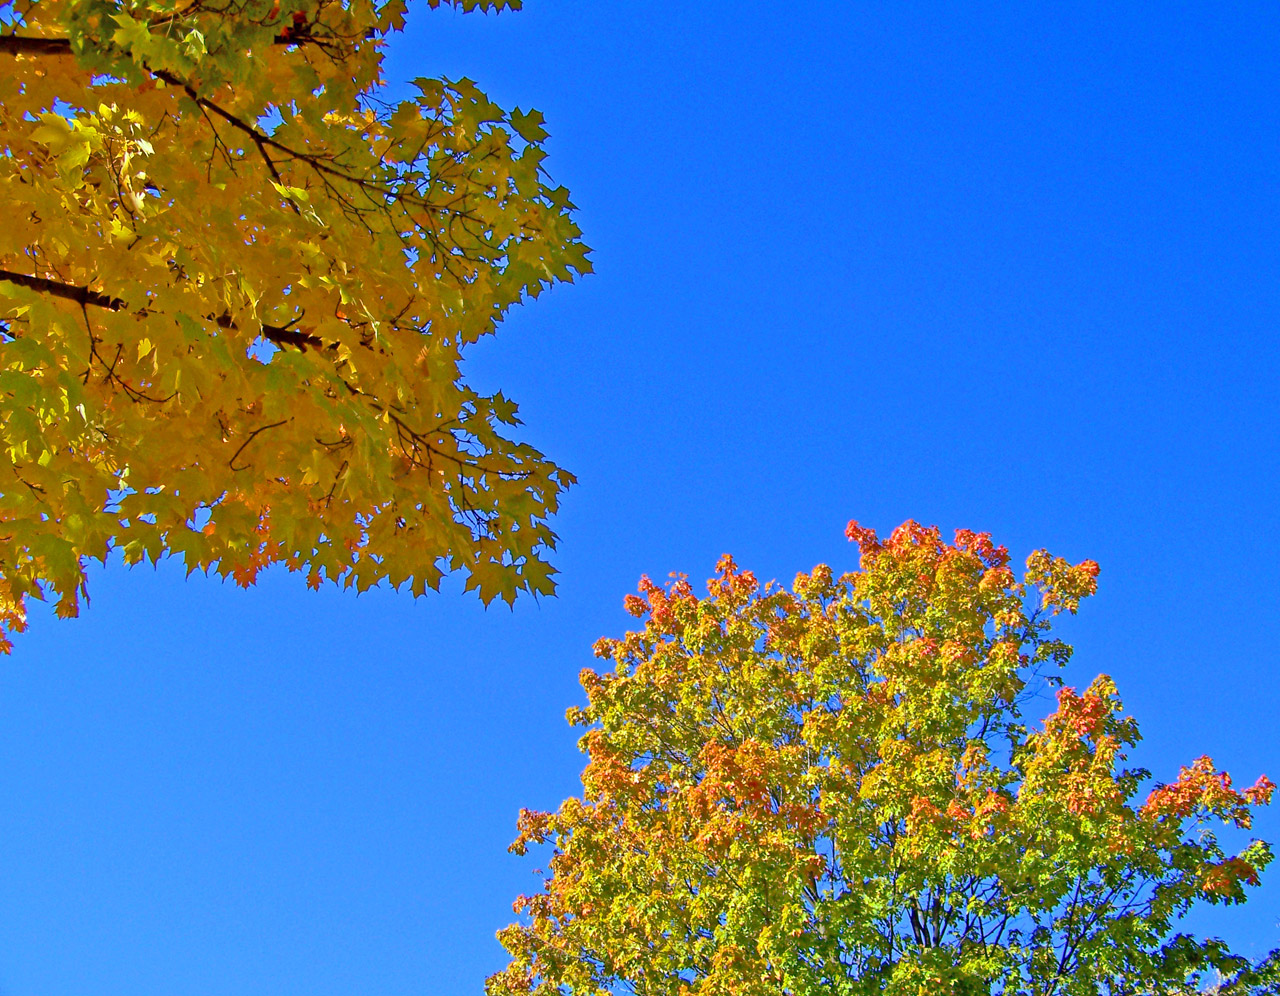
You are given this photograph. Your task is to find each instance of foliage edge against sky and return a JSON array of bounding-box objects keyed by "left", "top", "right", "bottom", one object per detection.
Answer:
[
  {"left": 0, "top": 0, "right": 591, "bottom": 650},
  {"left": 491, "top": 521, "right": 1277, "bottom": 996}
]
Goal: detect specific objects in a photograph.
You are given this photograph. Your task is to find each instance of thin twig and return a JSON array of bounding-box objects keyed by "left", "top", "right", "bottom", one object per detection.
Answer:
[{"left": 228, "top": 419, "right": 288, "bottom": 471}]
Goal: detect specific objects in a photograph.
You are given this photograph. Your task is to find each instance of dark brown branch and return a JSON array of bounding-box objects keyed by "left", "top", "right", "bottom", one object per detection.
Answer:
[
  {"left": 228, "top": 418, "right": 289, "bottom": 471},
  {"left": 0, "top": 268, "right": 125, "bottom": 310},
  {"left": 0, "top": 269, "right": 324, "bottom": 351},
  {"left": 262, "top": 322, "right": 322, "bottom": 350},
  {"left": 0, "top": 32, "right": 343, "bottom": 57},
  {"left": 7, "top": 36, "right": 501, "bottom": 287},
  {"left": 0, "top": 36, "right": 73, "bottom": 56},
  {"left": 148, "top": 66, "right": 358, "bottom": 189},
  {"left": 140, "top": 65, "right": 471, "bottom": 257}
]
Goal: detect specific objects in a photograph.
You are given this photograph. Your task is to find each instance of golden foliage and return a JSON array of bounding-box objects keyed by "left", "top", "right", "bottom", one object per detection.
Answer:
[{"left": 0, "top": 0, "right": 590, "bottom": 646}]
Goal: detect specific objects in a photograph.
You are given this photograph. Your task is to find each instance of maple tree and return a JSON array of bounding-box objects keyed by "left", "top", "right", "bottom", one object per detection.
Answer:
[
  {"left": 491, "top": 521, "right": 1278, "bottom": 996},
  {"left": 0, "top": 0, "right": 589, "bottom": 649}
]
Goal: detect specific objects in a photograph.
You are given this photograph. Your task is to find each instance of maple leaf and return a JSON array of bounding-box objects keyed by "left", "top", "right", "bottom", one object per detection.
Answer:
[{"left": 0, "top": 0, "right": 590, "bottom": 649}]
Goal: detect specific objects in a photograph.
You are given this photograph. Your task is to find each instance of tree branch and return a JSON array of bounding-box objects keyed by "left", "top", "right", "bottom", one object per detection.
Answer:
[
  {"left": 229, "top": 418, "right": 289, "bottom": 471},
  {"left": 0, "top": 36, "right": 74, "bottom": 56},
  {"left": 6, "top": 34, "right": 489, "bottom": 283},
  {"left": 0, "top": 268, "right": 125, "bottom": 310},
  {"left": 0, "top": 32, "right": 340, "bottom": 57},
  {"left": 0, "top": 268, "right": 323, "bottom": 350}
]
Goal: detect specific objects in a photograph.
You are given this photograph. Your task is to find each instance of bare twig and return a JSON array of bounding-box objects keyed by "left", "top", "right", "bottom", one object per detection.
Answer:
[{"left": 228, "top": 418, "right": 289, "bottom": 471}]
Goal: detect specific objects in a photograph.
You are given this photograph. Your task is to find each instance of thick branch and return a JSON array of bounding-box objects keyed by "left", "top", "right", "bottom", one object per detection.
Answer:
[
  {"left": 261, "top": 323, "right": 322, "bottom": 349},
  {"left": 0, "top": 268, "right": 125, "bottom": 310},
  {"left": 0, "top": 36, "right": 73, "bottom": 56},
  {"left": 0, "top": 269, "right": 322, "bottom": 350},
  {"left": 2, "top": 271, "right": 514, "bottom": 481},
  {"left": 0, "top": 32, "right": 336, "bottom": 57}
]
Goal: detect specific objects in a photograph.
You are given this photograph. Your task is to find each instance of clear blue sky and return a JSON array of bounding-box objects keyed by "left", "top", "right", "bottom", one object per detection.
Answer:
[{"left": 3, "top": 2, "right": 1279, "bottom": 993}]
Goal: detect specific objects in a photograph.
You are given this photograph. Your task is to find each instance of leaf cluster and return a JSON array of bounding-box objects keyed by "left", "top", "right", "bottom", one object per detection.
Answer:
[
  {"left": 490, "top": 521, "right": 1277, "bottom": 996},
  {"left": 0, "top": 0, "right": 589, "bottom": 646}
]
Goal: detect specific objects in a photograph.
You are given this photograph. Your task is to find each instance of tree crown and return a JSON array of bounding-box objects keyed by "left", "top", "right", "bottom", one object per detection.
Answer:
[
  {"left": 491, "top": 521, "right": 1275, "bottom": 996},
  {"left": 0, "top": 0, "right": 588, "bottom": 648}
]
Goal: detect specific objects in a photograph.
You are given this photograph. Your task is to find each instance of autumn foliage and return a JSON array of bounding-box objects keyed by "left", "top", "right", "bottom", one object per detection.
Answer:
[
  {"left": 0, "top": 0, "right": 587, "bottom": 648},
  {"left": 490, "top": 521, "right": 1276, "bottom": 996}
]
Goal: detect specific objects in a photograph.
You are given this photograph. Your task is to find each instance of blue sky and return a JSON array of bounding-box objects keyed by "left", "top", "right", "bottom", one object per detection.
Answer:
[{"left": 3, "top": 2, "right": 1280, "bottom": 993}]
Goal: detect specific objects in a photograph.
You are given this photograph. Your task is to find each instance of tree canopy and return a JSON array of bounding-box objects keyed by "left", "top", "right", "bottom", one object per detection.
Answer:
[
  {"left": 0, "top": 0, "right": 589, "bottom": 649},
  {"left": 491, "top": 521, "right": 1277, "bottom": 996}
]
